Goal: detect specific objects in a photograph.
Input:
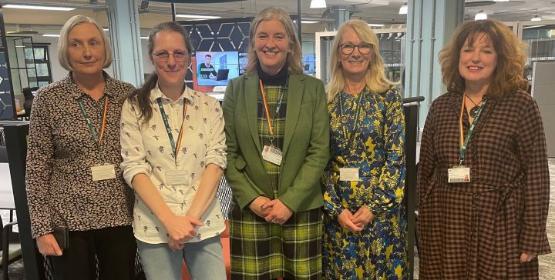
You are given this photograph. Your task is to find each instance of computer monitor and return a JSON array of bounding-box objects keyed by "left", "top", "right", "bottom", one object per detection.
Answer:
[{"left": 195, "top": 51, "right": 239, "bottom": 86}]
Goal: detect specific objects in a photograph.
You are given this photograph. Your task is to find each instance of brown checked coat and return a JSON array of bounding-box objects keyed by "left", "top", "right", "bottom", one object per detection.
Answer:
[{"left": 417, "top": 90, "right": 551, "bottom": 279}]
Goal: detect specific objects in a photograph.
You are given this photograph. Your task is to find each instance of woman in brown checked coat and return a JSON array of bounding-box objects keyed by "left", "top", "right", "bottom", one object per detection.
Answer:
[{"left": 417, "top": 19, "right": 551, "bottom": 279}]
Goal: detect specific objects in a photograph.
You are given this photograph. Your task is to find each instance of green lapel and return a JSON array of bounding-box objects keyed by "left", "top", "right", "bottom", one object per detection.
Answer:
[
  {"left": 282, "top": 74, "right": 305, "bottom": 156},
  {"left": 244, "top": 73, "right": 262, "bottom": 154}
]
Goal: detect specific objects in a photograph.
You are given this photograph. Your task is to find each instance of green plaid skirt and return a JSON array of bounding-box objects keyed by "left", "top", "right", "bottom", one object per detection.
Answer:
[{"left": 230, "top": 206, "right": 323, "bottom": 280}]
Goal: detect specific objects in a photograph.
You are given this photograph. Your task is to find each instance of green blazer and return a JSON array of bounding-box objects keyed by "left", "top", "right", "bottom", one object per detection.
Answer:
[{"left": 223, "top": 72, "right": 330, "bottom": 212}]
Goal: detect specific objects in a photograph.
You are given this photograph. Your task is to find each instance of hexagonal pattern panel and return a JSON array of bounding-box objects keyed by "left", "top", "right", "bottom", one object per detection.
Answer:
[
  {"left": 182, "top": 18, "right": 252, "bottom": 53},
  {"left": 0, "top": 51, "right": 14, "bottom": 119}
]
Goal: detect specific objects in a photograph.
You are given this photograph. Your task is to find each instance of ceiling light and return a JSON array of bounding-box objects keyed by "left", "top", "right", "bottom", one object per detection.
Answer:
[
  {"left": 293, "top": 20, "right": 320, "bottom": 24},
  {"left": 494, "top": 0, "right": 509, "bottom": 2},
  {"left": 2, "top": 4, "right": 75, "bottom": 11},
  {"left": 42, "top": 34, "right": 60, "bottom": 37},
  {"left": 531, "top": 15, "right": 542, "bottom": 22},
  {"left": 368, "top": 24, "right": 385, "bottom": 27},
  {"left": 399, "top": 3, "right": 408, "bottom": 15},
  {"left": 15, "top": 45, "right": 26, "bottom": 48},
  {"left": 523, "top": 25, "right": 545, "bottom": 29},
  {"left": 175, "top": 14, "right": 221, "bottom": 20},
  {"left": 475, "top": 11, "right": 487, "bottom": 21},
  {"left": 140, "top": 36, "right": 149, "bottom": 40},
  {"left": 310, "top": 0, "right": 327, "bottom": 9}
]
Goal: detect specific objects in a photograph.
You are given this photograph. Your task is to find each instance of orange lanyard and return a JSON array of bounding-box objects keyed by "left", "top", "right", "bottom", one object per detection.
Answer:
[
  {"left": 259, "top": 80, "right": 274, "bottom": 136},
  {"left": 78, "top": 97, "right": 109, "bottom": 146},
  {"left": 459, "top": 95, "right": 466, "bottom": 148},
  {"left": 157, "top": 98, "right": 187, "bottom": 159},
  {"left": 175, "top": 105, "right": 187, "bottom": 156}
]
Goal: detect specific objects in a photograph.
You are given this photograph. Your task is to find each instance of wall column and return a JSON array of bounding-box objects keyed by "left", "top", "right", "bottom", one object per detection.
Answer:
[
  {"left": 106, "top": 0, "right": 144, "bottom": 86},
  {"left": 404, "top": 0, "right": 464, "bottom": 127}
]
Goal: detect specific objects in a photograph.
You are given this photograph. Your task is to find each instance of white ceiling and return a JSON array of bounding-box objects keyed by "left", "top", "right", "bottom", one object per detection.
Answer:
[{"left": 1, "top": 0, "right": 555, "bottom": 35}]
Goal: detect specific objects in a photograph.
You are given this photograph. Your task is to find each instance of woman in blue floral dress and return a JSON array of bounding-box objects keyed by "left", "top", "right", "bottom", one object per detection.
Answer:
[{"left": 322, "top": 19, "right": 407, "bottom": 279}]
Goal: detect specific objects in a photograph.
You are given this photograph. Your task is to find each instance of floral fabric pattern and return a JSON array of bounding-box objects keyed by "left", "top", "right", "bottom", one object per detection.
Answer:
[{"left": 322, "top": 88, "right": 407, "bottom": 279}]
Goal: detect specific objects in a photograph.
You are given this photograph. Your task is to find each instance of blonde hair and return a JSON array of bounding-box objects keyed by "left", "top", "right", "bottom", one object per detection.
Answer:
[
  {"left": 58, "top": 15, "right": 112, "bottom": 71},
  {"left": 246, "top": 7, "right": 303, "bottom": 74},
  {"left": 439, "top": 19, "right": 528, "bottom": 96},
  {"left": 327, "top": 19, "right": 393, "bottom": 102}
]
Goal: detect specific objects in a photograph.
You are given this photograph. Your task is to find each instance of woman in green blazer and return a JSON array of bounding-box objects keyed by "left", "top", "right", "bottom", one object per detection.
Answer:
[{"left": 223, "top": 7, "right": 329, "bottom": 280}]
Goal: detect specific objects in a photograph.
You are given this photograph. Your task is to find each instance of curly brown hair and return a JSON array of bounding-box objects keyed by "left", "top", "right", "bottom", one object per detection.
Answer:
[{"left": 439, "top": 19, "right": 528, "bottom": 96}]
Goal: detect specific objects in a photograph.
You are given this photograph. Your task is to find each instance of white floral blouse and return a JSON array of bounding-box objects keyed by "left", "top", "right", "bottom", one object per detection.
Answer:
[{"left": 120, "top": 85, "right": 226, "bottom": 244}]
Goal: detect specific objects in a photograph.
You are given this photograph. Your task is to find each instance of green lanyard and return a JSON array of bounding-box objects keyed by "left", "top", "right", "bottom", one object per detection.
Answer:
[
  {"left": 157, "top": 98, "right": 186, "bottom": 159},
  {"left": 459, "top": 99, "right": 486, "bottom": 165},
  {"left": 77, "top": 97, "right": 109, "bottom": 147},
  {"left": 339, "top": 91, "right": 365, "bottom": 148}
]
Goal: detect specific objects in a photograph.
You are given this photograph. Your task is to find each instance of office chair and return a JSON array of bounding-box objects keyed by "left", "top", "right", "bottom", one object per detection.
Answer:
[{"left": 0, "top": 218, "right": 22, "bottom": 280}]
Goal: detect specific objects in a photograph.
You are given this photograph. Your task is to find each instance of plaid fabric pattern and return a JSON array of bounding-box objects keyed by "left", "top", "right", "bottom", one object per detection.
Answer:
[
  {"left": 417, "top": 91, "right": 551, "bottom": 279},
  {"left": 217, "top": 177, "right": 234, "bottom": 219},
  {"left": 230, "top": 207, "right": 323, "bottom": 280},
  {"left": 230, "top": 84, "right": 323, "bottom": 279},
  {"left": 257, "top": 84, "right": 288, "bottom": 196}
]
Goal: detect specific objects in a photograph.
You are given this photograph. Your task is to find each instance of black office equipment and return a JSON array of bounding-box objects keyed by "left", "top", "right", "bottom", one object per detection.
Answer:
[
  {"left": 402, "top": 96, "right": 424, "bottom": 280},
  {"left": 216, "top": 69, "right": 229, "bottom": 81},
  {"left": 0, "top": 121, "right": 44, "bottom": 279}
]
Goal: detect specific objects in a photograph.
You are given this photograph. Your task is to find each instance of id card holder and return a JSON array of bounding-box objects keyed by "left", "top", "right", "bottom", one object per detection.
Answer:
[
  {"left": 91, "top": 164, "right": 116, "bottom": 181},
  {"left": 262, "top": 145, "right": 282, "bottom": 166},
  {"left": 166, "top": 170, "right": 189, "bottom": 185},
  {"left": 448, "top": 165, "right": 471, "bottom": 183},
  {"left": 339, "top": 168, "right": 360, "bottom": 182}
]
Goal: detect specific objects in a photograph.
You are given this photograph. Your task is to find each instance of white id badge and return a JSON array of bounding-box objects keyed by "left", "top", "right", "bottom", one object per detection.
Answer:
[
  {"left": 166, "top": 170, "right": 189, "bottom": 185},
  {"left": 339, "top": 168, "right": 360, "bottom": 182},
  {"left": 448, "top": 166, "right": 471, "bottom": 183},
  {"left": 91, "top": 164, "right": 116, "bottom": 181},
  {"left": 262, "top": 145, "right": 282, "bottom": 166}
]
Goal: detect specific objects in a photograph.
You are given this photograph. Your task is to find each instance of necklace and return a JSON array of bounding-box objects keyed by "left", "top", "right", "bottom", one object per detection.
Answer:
[
  {"left": 465, "top": 95, "right": 484, "bottom": 118},
  {"left": 344, "top": 84, "right": 365, "bottom": 96}
]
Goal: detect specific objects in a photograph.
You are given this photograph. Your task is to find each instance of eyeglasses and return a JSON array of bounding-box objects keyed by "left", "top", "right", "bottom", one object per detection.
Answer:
[
  {"left": 340, "top": 43, "right": 373, "bottom": 55},
  {"left": 152, "top": 50, "right": 189, "bottom": 62}
]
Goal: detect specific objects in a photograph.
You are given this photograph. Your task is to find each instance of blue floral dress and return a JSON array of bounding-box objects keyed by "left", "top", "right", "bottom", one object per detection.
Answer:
[{"left": 322, "top": 87, "right": 407, "bottom": 279}]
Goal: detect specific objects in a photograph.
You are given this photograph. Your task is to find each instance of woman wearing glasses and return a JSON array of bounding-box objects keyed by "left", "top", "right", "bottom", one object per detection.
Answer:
[
  {"left": 322, "top": 19, "right": 407, "bottom": 279},
  {"left": 120, "top": 22, "right": 227, "bottom": 279}
]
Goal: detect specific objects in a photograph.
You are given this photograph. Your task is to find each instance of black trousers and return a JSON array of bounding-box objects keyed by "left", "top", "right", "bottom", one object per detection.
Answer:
[{"left": 49, "top": 225, "right": 136, "bottom": 280}]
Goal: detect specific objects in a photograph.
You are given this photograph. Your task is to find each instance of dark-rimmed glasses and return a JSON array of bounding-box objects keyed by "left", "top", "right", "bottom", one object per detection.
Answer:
[
  {"left": 152, "top": 50, "right": 189, "bottom": 62},
  {"left": 340, "top": 43, "right": 373, "bottom": 55}
]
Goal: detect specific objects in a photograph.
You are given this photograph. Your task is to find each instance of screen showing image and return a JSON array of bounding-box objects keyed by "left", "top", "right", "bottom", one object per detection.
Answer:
[
  {"left": 303, "top": 54, "right": 315, "bottom": 76},
  {"left": 196, "top": 51, "right": 239, "bottom": 86},
  {"left": 239, "top": 53, "right": 248, "bottom": 75}
]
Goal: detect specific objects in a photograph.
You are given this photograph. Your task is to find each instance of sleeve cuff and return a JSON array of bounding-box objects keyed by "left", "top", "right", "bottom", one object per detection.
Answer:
[
  {"left": 237, "top": 192, "right": 261, "bottom": 210},
  {"left": 205, "top": 156, "right": 227, "bottom": 170},
  {"left": 323, "top": 202, "right": 342, "bottom": 218},
  {"left": 32, "top": 225, "right": 53, "bottom": 239},
  {"left": 520, "top": 229, "right": 552, "bottom": 255},
  {"left": 122, "top": 165, "right": 152, "bottom": 187}
]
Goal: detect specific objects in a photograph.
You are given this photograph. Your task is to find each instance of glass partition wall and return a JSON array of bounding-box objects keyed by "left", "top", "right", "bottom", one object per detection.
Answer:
[
  {"left": 5, "top": 36, "right": 37, "bottom": 115},
  {"left": 315, "top": 20, "right": 555, "bottom": 95}
]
